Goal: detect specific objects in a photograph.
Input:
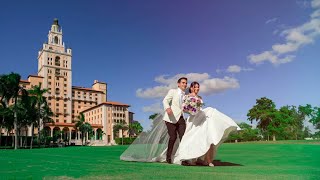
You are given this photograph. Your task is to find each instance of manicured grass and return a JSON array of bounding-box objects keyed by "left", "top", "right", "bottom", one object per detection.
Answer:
[{"left": 0, "top": 141, "right": 319, "bottom": 179}]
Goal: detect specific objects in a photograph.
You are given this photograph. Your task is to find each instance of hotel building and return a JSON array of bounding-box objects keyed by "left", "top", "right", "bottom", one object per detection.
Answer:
[{"left": 5, "top": 19, "right": 132, "bottom": 145}]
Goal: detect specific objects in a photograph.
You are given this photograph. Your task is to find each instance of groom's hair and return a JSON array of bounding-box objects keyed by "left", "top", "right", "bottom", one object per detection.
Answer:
[{"left": 177, "top": 77, "right": 187, "bottom": 83}]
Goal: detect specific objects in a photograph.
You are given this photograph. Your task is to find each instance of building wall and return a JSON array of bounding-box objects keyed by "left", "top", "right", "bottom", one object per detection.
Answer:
[
  {"left": 82, "top": 103, "right": 130, "bottom": 143},
  {"left": 1, "top": 19, "right": 131, "bottom": 145}
]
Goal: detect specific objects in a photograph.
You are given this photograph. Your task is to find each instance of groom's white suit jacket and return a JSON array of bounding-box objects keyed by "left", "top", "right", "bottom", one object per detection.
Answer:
[{"left": 162, "top": 88, "right": 184, "bottom": 123}]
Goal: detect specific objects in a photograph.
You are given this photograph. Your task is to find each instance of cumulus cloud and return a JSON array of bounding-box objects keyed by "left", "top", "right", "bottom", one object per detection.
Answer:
[
  {"left": 311, "top": 9, "right": 320, "bottom": 18},
  {"left": 142, "top": 102, "right": 163, "bottom": 113},
  {"left": 296, "top": 0, "right": 310, "bottom": 9},
  {"left": 265, "top": 17, "right": 278, "bottom": 24},
  {"left": 136, "top": 73, "right": 240, "bottom": 98},
  {"left": 226, "top": 65, "right": 254, "bottom": 73},
  {"left": 248, "top": 0, "right": 320, "bottom": 65},
  {"left": 248, "top": 51, "right": 295, "bottom": 65},
  {"left": 312, "top": 0, "right": 320, "bottom": 8}
]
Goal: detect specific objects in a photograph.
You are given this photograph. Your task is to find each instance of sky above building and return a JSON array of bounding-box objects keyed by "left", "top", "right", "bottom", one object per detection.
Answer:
[{"left": 1, "top": 0, "right": 319, "bottom": 131}]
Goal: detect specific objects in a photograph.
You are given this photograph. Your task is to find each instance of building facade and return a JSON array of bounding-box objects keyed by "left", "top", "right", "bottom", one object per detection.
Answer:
[{"left": 4, "top": 19, "right": 131, "bottom": 145}]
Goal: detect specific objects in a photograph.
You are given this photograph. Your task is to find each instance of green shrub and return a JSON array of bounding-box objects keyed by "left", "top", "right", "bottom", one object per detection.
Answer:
[{"left": 115, "top": 137, "right": 136, "bottom": 145}]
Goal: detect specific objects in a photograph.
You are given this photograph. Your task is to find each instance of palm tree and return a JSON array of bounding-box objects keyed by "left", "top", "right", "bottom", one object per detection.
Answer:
[
  {"left": 28, "top": 83, "right": 49, "bottom": 147},
  {"left": 0, "top": 76, "right": 5, "bottom": 146},
  {"left": 129, "top": 121, "right": 143, "bottom": 137},
  {"left": 24, "top": 98, "right": 37, "bottom": 148},
  {"left": 15, "top": 92, "right": 32, "bottom": 148},
  {"left": 0, "top": 104, "right": 13, "bottom": 147},
  {"left": 113, "top": 122, "right": 129, "bottom": 145},
  {"left": 0, "top": 73, "right": 23, "bottom": 149},
  {"left": 20, "top": 93, "right": 38, "bottom": 149},
  {"left": 75, "top": 113, "right": 92, "bottom": 145},
  {"left": 0, "top": 74, "right": 12, "bottom": 147}
]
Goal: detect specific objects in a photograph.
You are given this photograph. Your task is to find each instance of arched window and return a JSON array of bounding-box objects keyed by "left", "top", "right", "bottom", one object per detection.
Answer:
[
  {"left": 55, "top": 56, "right": 60, "bottom": 66},
  {"left": 54, "top": 36, "right": 59, "bottom": 44}
]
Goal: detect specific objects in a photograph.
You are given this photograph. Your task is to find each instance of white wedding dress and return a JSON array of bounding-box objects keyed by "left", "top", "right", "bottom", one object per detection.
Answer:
[
  {"left": 173, "top": 107, "right": 241, "bottom": 164},
  {"left": 120, "top": 107, "right": 240, "bottom": 164}
]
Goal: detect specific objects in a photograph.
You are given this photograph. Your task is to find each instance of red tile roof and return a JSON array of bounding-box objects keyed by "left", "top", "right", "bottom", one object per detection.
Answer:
[
  {"left": 72, "top": 86, "right": 104, "bottom": 93},
  {"left": 101, "top": 101, "right": 130, "bottom": 106},
  {"left": 81, "top": 101, "right": 130, "bottom": 113},
  {"left": 20, "top": 80, "right": 30, "bottom": 83},
  {"left": 28, "top": 75, "right": 44, "bottom": 78}
]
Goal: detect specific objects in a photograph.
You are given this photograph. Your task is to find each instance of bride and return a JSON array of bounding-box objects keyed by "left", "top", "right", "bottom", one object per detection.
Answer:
[
  {"left": 173, "top": 81, "right": 240, "bottom": 166},
  {"left": 120, "top": 81, "right": 240, "bottom": 167}
]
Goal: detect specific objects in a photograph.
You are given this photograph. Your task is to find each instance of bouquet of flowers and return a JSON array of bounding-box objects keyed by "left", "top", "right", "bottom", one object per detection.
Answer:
[{"left": 182, "top": 95, "right": 204, "bottom": 115}]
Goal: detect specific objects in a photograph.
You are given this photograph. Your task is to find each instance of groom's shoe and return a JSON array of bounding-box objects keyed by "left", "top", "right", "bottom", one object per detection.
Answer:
[
  {"left": 166, "top": 158, "right": 172, "bottom": 164},
  {"left": 181, "top": 161, "right": 191, "bottom": 166}
]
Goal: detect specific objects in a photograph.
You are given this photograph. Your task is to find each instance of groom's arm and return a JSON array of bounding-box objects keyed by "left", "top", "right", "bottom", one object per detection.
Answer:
[{"left": 163, "top": 89, "right": 174, "bottom": 115}]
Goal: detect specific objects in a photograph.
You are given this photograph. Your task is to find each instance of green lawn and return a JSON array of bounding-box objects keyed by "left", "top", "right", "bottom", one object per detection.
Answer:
[{"left": 1, "top": 141, "right": 319, "bottom": 179}]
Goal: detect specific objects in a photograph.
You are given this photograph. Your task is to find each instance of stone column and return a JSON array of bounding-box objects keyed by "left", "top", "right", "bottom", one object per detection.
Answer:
[
  {"left": 60, "top": 127, "right": 63, "bottom": 141},
  {"left": 27, "top": 126, "right": 32, "bottom": 136},
  {"left": 69, "top": 130, "right": 72, "bottom": 143},
  {"left": 76, "top": 131, "right": 79, "bottom": 140},
  {"left": 87, "top": 132, "right": 89, "bottom": 142}
]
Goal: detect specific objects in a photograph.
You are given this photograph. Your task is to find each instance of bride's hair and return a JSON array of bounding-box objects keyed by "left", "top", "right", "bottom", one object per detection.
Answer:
[{"left": 189, "top": 81, "right": 200, "bottom": 93}]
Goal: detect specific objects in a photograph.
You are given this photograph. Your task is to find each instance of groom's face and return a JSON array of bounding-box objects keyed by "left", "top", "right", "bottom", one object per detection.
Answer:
[{"left": 178, "top": 79, "right": 187, "bottom": 91}]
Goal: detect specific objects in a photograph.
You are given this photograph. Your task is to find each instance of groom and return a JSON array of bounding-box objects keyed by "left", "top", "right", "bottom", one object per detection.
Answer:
[{"left": 162, "top": 77, "right": 188, "bottom": 164}]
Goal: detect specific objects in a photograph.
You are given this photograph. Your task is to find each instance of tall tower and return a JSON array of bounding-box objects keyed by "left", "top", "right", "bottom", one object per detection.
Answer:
[{"left": 37, "top": 18, "right": 73, "bottom": 124}]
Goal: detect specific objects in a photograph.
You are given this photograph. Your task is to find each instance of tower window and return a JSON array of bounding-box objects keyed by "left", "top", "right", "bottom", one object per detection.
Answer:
[
  {"left": 55, "top": 56, "right": 60, "bottom": 66},
  {"left": 54, "top": 36, "right": 59, "bottom": 44}
]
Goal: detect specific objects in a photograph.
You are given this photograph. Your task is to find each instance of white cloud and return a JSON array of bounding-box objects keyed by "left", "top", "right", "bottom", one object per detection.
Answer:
[
  {"left": 272, "top": 43, "right": 299, "bottom": 54},
  {"left": 311, "top": 9, "right": 320, "bottom": 18},
  {"left": 216, "top": 69, "right": 223, "bottom": 74},
  {"left": 311, "top": 0, "right": 320, "bottom": 8},
  {"left": 226, "top": 65, "right": 253, "bottom": 73},
  {"left": 285, "top": 30, "right": 314, "bottom": 44},
  {"left": 142, "top": 102, "right": 163, "bottom": 113},
  {"left": 200, "top": 77, "right": 240, "bottom": 95},
  {"left": 248, "top": 51, "right": 295, "bottom": 65},
  {"left": 277, "top": 55, "right": 296, "bottom": 64},
  {"left": 248, "top": 0, "right": 320, "bottom": 66},
  {"left": 136, "top": 73, "right": 240, "bottom": 98},
  {"left": 248, "top": 51, "right": 278, "bottom": 64},
  {"left": 265, "top": 17, "right": 278, "bottom": 24},
  {"left": 136, "top": 85, "right": 171, "bottom": 99},
  {"left": 227, "top": 65, "right": 241, "bottom": 73},
  {"left": 155, "top": 73, "right": 210, "bottom": 85},
  {"left": 296, "top": 0, "right": 310, "bottom": 9}
]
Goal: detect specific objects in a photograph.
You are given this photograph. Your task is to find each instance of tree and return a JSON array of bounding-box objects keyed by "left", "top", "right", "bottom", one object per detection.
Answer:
[
  {"left": 228, "top": 122, "right": 261, "bottom": 142},
  {"left": 149, "top": 113, "right": 159, "bottom": 120},
  {"left": 28, "top": 97, "right": 41, "bottom": 148},
  {"left": 0, "top": 73, "right": 24, "bottom": 149},
  {"left": 28, "top": 83, "right": 50, "bottom": 147},
  {"left": 129, "top": 121, "right": 143, "bottom": 137},
  {"left": 149, "top": 113, "right": 159, "bottom": 129},
  {"left": 267, "top": 106, "right": 294, "bottom": 141},
  {"left": 113, "top": 122, "right": 128, "bottom": 145},
  {"left": 247, "top": 97, "right": 277, "bottom": 141},
  {"left": 308, "top": 107, "right": 320, "bottom": 131},
  {"left": 303, "top": 127, "right": 311, "bottom": 138},
  {"left": 75, "top": 113, "right": 92, "bottom": 145}
]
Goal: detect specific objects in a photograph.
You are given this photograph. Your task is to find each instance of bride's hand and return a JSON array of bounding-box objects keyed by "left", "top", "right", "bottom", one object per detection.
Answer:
[{"left": 166, "top": 108, "right": 173, "bottom": 115}]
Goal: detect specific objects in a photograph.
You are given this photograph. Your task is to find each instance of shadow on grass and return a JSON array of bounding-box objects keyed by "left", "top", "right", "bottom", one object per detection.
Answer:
[{"left": 212, "top": 159, "right": 243, "bottom": 166}]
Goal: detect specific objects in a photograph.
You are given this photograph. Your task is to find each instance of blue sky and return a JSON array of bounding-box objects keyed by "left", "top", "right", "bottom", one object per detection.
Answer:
[{"left": 1, "top": 0, "right": 319, "bottom": 132}]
